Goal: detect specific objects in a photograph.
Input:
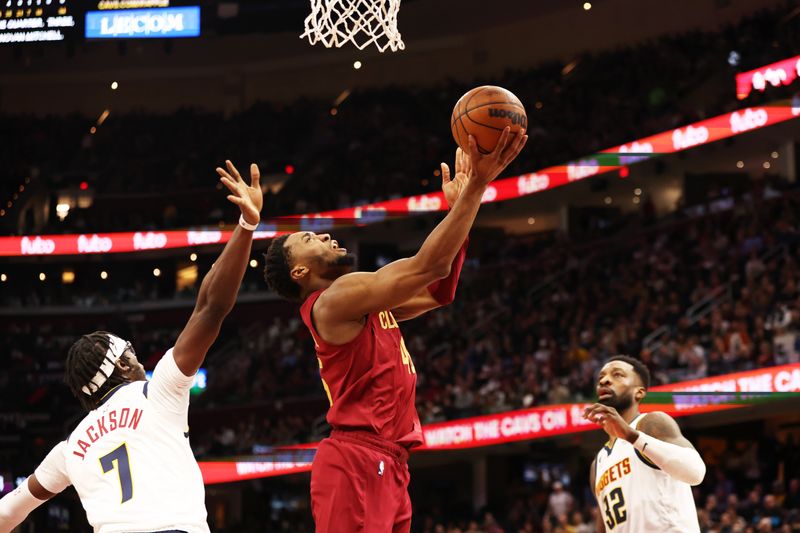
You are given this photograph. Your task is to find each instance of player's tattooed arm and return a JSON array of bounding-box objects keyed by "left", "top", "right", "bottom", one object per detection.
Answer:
[
  {"left": 173, "top": 160, "right": 263, "bottom": 376},
  {"left": 635, "top": 411, "right": 696, "bottom": 449}
]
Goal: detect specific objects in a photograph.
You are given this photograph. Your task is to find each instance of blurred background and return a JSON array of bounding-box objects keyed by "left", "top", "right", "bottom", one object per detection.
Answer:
[{"left": 1, "top": 0, "right": 800, "bottom": 531}]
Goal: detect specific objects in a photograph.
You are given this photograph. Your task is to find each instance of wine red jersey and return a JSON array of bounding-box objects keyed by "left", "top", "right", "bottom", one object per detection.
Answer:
[{"left": 300, "top": 289, "right": 423, "bottom": 448}]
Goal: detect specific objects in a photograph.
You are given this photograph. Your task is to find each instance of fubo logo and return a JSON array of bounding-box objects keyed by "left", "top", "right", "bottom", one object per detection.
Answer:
[
  {"left": 567, "top": 159, "right": 599, "bottom": 182},
  {"left": 671, "top": 125, "right": 709, "bottom": 150},
  {"left": 78, "top": 234, "right": 113, "bottom": 254},
  {"left": 20, "top": 236, "right": 56, "bottom": 255},
  {"left": 407, "top": 195, "right": 442, "bottom": 212},
  {"left": 729, "top": 108, "right": 768, "bottom": 134},
  {"left": 133, "top": 232, "right": 168, "bottom": 250},
  {"left": 187, "top": 231, "right": 222, "bottom": 245},
  {"left": 517, "top": 173, "right": 549, "bottom": 195}
]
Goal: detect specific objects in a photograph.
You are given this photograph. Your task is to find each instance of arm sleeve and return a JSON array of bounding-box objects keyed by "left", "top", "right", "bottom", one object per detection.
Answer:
[
  {"left": 33, "top": 441, "right": 71, "bottom": 494},
  {"left": 632, "top": 431, "right": 706, "bottom": 485},
  {"left": 147, "top": 348, "right": 195, "bottom": 416},
  {"left": 0, "top": 478, "right": 46, "bottom": 530}
]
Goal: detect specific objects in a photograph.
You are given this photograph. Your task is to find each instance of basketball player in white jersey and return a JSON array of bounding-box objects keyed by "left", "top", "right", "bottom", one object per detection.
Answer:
[
  {"left": 585, "top": 355, "right": 706, "bottom": 533},
  {"left": 0, "top": 161, "right": 263, "bottom": 533}
]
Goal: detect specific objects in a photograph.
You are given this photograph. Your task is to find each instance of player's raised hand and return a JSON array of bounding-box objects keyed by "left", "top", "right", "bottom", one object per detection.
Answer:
[
  {"left": 467, "top": 127, "right": 527, "bottom": 188},
  {"left": 216, "top": 160, "right": 263, "bottom": 226},
  {"left": 440, "top": 147, "right": 472, "bottom": 209},
  {"left": 583, "top": 403, "right": 638, "bottom": 442}
]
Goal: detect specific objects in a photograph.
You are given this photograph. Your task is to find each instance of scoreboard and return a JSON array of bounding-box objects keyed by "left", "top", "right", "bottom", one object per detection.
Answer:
[
  {"left": 0, "top": 0, "right": 77, "bottom": 44},
  {"left": 0, "top": 0, "right": 200, "bottom": 44}
]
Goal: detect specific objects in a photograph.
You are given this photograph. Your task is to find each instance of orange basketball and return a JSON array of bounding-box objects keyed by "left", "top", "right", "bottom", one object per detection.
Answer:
[{"left": 451, "top": 86, "right": 527, "bottom": 154}]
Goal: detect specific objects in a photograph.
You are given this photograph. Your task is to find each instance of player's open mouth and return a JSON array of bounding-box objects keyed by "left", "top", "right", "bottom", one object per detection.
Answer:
[
  {"left": 331, "top": 241, "right": 346, "bottom": 253},
  {"left": 598, "top": 388, "right": 613, "bottom": 399}
]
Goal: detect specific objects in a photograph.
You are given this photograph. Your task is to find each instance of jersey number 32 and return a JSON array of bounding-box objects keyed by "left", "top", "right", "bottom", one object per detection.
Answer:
[{"left": 603, "top": 487, "right": 627, "bottom": 530}]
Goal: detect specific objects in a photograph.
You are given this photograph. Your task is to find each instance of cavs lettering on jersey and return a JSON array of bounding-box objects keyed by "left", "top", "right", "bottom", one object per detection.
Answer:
[
  {"left": 594, "top": 413, "right": 700, "bottom": 533},
  {"left": 33, "top": 349, "right": 210, "bottom": 533}
]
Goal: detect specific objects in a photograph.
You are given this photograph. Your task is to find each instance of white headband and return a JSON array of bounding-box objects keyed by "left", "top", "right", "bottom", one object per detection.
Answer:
[{"left": 81, "top": 334, "right": 129, "bottom": 396}]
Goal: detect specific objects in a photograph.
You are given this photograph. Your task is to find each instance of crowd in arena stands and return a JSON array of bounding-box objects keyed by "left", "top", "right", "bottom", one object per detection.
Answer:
[{"left": 1, "top": 2, "right": 797, "bottom": 235}]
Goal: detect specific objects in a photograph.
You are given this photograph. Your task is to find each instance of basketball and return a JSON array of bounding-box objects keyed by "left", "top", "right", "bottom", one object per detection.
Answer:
[{"left": 451, "top": 85, "right": 528, "bottom": 154}]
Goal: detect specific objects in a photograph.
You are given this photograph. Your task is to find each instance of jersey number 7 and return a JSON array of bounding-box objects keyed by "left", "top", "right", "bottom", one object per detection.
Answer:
[
  {"left": 603, "top": 487, "right": 627, "bottom": 530},
  {"left": 100, "top": 443, "right": 133, "bottom": 503}
]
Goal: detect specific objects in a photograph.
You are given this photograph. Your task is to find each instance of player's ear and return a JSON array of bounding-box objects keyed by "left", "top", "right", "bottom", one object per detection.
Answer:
[
  {"left": 291, "top": 265, "right": 310, "bottom": 282},
  {"left": 115, "top": 357, "right": 131, "bottom": 373},
  {"left": 635, "top": 387, "right": 646, "bottom": 403}
]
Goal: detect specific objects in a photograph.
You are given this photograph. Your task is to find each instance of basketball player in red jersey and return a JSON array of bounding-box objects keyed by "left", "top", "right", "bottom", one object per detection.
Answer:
[{"left": 263, "top": 128, "right": 527, "bottom": 532}]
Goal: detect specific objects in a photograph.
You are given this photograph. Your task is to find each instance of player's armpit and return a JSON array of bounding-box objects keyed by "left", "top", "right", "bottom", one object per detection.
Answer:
[
  {"left": 636, "top": 411, "right": 695, "bottom": 448},
  {"left": 391, "top": 290, "right": 442, "bottom": 322},
  {"left": 316, "top": 257, "right": 449, "bottom": 326}
]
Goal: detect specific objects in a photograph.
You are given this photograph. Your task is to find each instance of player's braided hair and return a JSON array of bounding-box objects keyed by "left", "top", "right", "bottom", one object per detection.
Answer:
[
  {"left": 263, "top": 234, "right": 302, "bottom": 301},
  {"left": 64, "top": 331, "right": 131, "bottom": 411},
  {"left": 605, "top": 355, "right": 651, "bottom": 389}
]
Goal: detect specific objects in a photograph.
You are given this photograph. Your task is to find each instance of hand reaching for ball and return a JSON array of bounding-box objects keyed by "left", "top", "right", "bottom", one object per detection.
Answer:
[
  {"left": 467, "top": 126, "right": 528, "bottom": 188},
  {"left": 216, "top": 160, "right": 263, "bottom": 226},
  {"left": 440, "top": 147, "right": 472, "bottom": 209}
]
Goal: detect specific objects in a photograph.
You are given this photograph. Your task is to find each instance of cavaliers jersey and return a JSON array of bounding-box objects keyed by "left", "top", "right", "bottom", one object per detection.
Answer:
[
  {"left": 593, "top": 413, "right": 700, "bottom": 533},
  {"left": 34, "top": 349, "right": 209, "bottom": 533},
  {"left": 300, "top": 289, "right": 423, "bottom": 448}
]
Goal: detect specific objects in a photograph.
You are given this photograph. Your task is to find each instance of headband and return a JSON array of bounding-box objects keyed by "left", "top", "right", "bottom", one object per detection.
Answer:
[{"left": 81, "top": 334, "right": 129, "bottom": 396}]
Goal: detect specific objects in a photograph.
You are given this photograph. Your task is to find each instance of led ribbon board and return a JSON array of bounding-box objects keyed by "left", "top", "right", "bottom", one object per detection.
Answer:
[
  {"left": 2, "top": 104, "right": 797, "bottom": 256},
  {"left": 197, "top": 364, "right": 800, "bottom": 483}
]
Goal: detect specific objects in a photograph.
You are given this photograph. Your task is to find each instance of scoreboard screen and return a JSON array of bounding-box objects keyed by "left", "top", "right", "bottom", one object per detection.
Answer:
[
  {"left": 0, "top": 0, "right": 200, "bottom": 44},
  {"left": 0, "top": 0, "right": 78, "bottom": 44},
  {"left": 85, "top": 5, "right": 200, "bottom": 39}
]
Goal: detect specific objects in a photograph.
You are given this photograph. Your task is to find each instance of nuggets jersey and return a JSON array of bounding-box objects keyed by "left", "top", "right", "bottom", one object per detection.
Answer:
[
  {"left": 594, "top": 413, "right": 700, "bottom": 533},
  {"left": 34, "top": 349, "right": 209, "bottom": 533},
  {"left": 300, "top": 289, "right": 423, "bottom": 447}
]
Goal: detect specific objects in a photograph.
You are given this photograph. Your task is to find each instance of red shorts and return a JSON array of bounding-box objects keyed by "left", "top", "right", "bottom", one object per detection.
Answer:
[{"left": 310, "top": 430, "right": 412, "bottom": 533}]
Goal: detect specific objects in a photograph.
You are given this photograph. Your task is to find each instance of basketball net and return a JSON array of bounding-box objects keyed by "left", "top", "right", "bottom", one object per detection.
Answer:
[{"left": 301, "top": 0, "right": 405, "bottom": 53}]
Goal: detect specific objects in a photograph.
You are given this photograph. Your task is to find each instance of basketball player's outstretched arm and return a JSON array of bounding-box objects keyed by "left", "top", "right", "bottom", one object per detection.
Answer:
[
  {"left": 316, "top": 128, "right": 527, "bottom": 327},
  {"left": 392, "top": 147, "right": 472, "bottom": 322},
  {"left": 172, "top": 160, "right": 263, "bottom": 376}
]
